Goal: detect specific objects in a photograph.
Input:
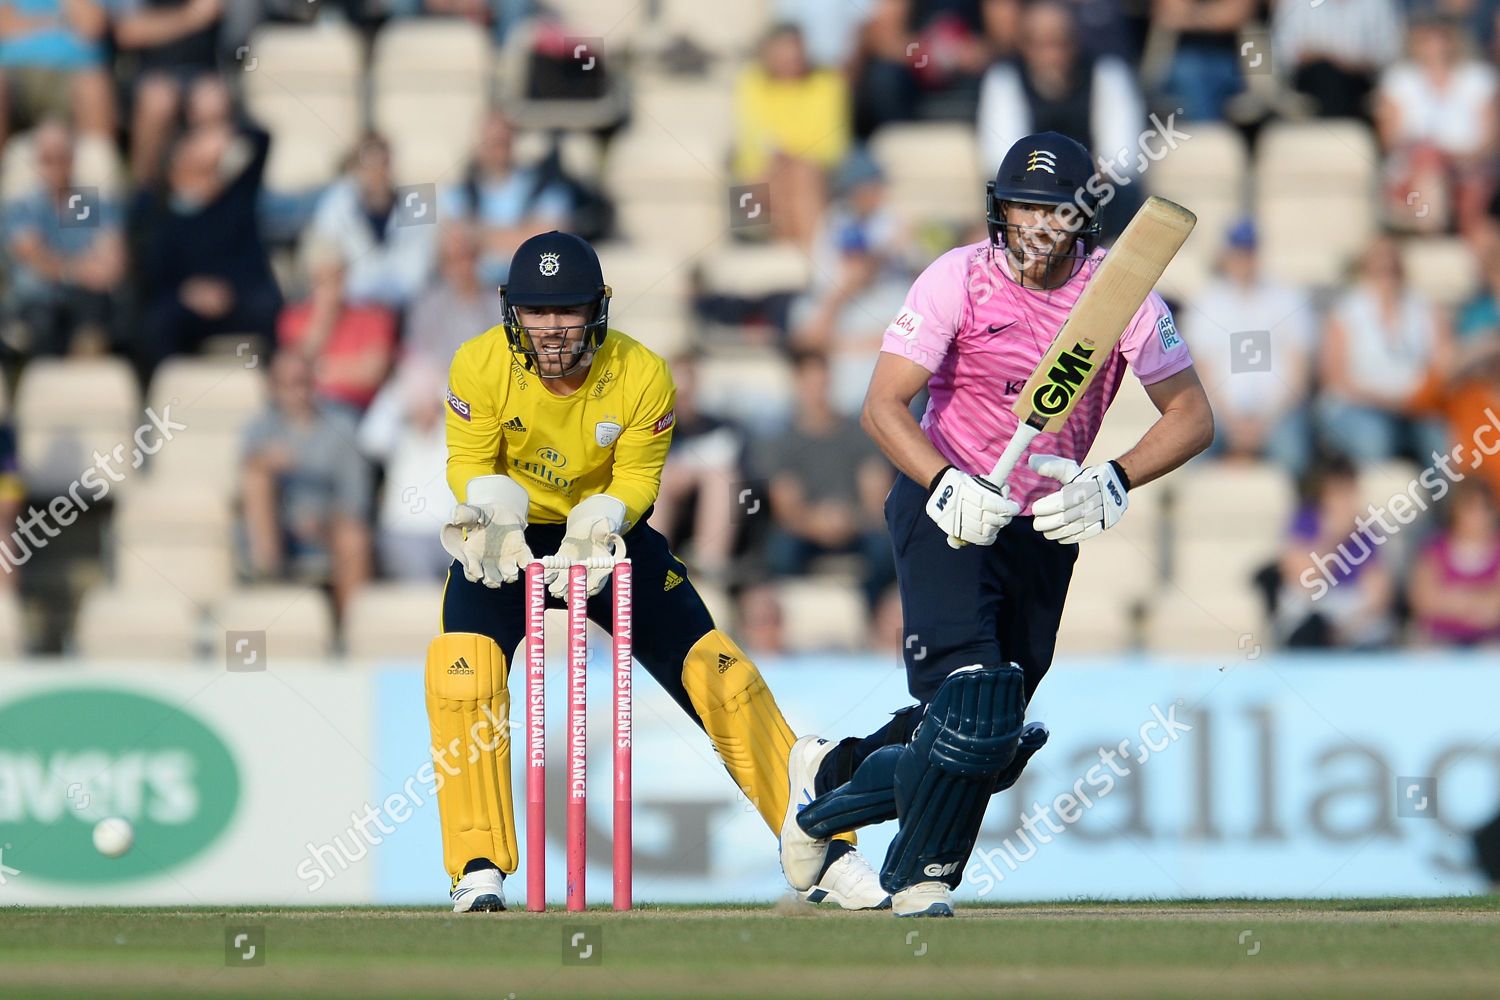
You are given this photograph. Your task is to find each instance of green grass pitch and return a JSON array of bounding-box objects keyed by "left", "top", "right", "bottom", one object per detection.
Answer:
[{"left": 2, "top": 898, "right": 1498, "bottom": 999}]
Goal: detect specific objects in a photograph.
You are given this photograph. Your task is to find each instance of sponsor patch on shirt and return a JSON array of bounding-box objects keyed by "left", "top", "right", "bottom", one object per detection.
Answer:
[
  {"left": 890, "top": 308, "right": 924, "bottom": 339},
  {"left": 1157, "top": 314, "right": 1182, "bottom": 352},
  {"left": 446, "top": 387, "right": 471, "bottom": 421},
  {"left": 652, "top": 410, "right": 676, "bottom": 435}
]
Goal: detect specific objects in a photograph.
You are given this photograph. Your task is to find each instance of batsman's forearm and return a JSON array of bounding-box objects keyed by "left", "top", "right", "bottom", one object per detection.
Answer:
[
  {"left": 860, "top": 395, "right": 948, "bottom": 488},
  {"left": 1116, "top": 402, "right": 1214, "bottom": 490}
]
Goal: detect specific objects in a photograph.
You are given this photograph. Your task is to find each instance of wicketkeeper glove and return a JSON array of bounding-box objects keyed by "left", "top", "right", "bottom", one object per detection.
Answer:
[
  {"left": 440, "top": 475, "right": 534, "bottom": 587},
  {"left": 925, "top": 466, "right": 1021, "bottom": 548},
  {"left": 1029, "top": 455, "right": 1130, "bottom": 544},
  {"left": 547, "top": 493, "right": 627, "bottom": 599}
]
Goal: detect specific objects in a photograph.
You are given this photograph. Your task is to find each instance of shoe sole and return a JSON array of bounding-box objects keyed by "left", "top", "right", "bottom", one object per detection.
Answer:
[
  {"left": 894, "top": 902, "right": 954, "bottom": 918},
  {"left": 803, "top": 886, "right": 893, "bottom": 910},
  {"left": 780, "top": 736, "right": 830, "bottom": 891},
  {"left": 456, "top": 893, "right": 506, "bottom": 913}
]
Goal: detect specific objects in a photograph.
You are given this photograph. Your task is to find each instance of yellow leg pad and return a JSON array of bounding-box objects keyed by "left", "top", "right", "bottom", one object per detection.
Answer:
[
  {"left": 681, "top": 629, "right": 853, "bottom": 846},
  {"left": 425, "top": 632, "right": 518, "bottom": 879}
]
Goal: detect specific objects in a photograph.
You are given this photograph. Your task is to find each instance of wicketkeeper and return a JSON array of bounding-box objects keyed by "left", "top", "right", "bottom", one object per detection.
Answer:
[
  {"left": 778, "top": 132, "right": 1216, "bottom": 916},
  {"left": 425, "top": 231, "right": 887, "bottom": 912}
]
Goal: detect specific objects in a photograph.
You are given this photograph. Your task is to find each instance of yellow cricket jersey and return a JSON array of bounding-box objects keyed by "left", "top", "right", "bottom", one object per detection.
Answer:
[{"left": 445, "top": 326, "right": 676, "bottom": 526}]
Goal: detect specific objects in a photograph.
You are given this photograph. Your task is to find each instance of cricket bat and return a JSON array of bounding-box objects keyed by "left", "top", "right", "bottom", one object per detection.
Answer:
[{"left": 948, "top": 195, "right": 1196, "bottom": 548}]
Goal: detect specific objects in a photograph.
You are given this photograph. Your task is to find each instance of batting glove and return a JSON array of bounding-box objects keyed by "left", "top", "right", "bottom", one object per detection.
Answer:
[
  {"left": 547, "top": 493, "right": 627, "bottom": 599},
  {"left": 1029, "top": 455, "right": 1130, "bottom": 544},
  {"left": 926, "top": 466, "right": 1021, "bottom": 547},
  {"left": 440, "top": 475, "right": 534, "bottom": 587}
]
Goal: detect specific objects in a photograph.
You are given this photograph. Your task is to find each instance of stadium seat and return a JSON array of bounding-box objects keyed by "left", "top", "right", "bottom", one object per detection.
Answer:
[
  {"left": 147, "top": 357, "right": 268, "bottom": 433},
  {"left": 371, "top": 19, "right": 493, "bottom": 185},
  {"left": 0, "top": 129, "right": 124, "bottom": 201},
  {"left": 115, "top": 540, "right": 232, "bottom": 605},
  {"left": 594, "top": 244, "right": 697, "bottom": 354},
  {"left": 651, "top": 0, "right": 770, "bottom": 59},
  {"left": 241, "top": 21, "right": 364, "bottom": 193},
  {"left": 695, "top": 348, "right": 794, "bottom": 433},
  {"left": 1148, "top": 123, "right": 1249, "bottom": 300},
  {"left": 15, "top": 357, "right": 142, "bottom": 497},
  {"left": 514, "top": 129, "right": 605, "bottom": 185},
  {"left": 112, "top": 481, "right": 233, "bottom": 549},
  {"left": 1142, "top": 587, "right": 1264, "bottom": 656},
  {"left": 141, "top": 357, "right": 268, "bottom": 493},
  {"left": 868, "top": 124, "right": 983, "bottom": 227},
  {"left": 74, "top": 586, "right": 201, "bottom": 662},
  {"left": 1055, "top": 591, "right": 1140, "bottom": 655},
  {"left": 1255, "top": 120, "right": 1378, "bottom": 288},
  {"left": 1169, "top": 462, "right": 1294, "bottom": 543},
  {"left": 550, "top": 0, "right": 648, "bottom": 45},
  {"left": 1150, "top": 532, "right": 1272, "bottom": 656},
  {"left": 0, "top": 588, "right": 24, "bottom": 657},
  {"left": 1400, "top": 237, "right": 1481, "bottom": 308},
  {"left": 213, "top": 585, "right": 336, "bottom": 664},
  {"left": 776, "top": 577, "right": 868, "bottom": 653},
  {"left": 698, "top": 243, "right": 811, "bottom": 299},
  {"left": 343, "top": 582, "right": 442, "bottom": 660}
]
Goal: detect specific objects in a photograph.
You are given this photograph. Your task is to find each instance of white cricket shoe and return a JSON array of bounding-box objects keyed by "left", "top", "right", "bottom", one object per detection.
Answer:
[
  {"left": 803, "top": 843, "right": 891, "bottom": 910},
  {"left": 451, "top": 867, "right": 506, "bottom": 913},
  {"left": 780, "top": 735, "right": 835, "bottom": 891},
  {"left": 892, "top": 881, "right": 954, "bottom": 918}
]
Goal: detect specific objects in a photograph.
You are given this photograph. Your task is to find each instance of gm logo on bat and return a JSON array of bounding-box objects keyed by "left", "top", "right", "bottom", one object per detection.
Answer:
[{"left": 1031, "top": 343, "right": 1096, "bottom": 418}]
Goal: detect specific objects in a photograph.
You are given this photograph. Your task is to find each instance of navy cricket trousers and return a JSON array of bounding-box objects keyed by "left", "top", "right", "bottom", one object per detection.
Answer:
[{"left": 818, "top": 473, "right": 1079, "bottom": 789}]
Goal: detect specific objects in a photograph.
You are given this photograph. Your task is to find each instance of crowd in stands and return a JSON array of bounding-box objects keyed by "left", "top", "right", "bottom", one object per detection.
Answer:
[{"left": 2, "top": 0, "right": 1500, "bottom": 660}]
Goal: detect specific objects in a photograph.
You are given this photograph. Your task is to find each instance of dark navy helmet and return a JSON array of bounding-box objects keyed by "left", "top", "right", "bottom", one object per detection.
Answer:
[
  {"left": 986, "top": 131, "right": 1101, "bottom": 288},
  {"left": 501, "top": 231, "right": 612, "bottom": 376}
]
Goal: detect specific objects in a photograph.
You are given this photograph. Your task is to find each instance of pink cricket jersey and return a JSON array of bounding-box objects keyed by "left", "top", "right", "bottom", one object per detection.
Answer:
[{"left": 881, "top": 240, "right": 1194, "bottom": 514}]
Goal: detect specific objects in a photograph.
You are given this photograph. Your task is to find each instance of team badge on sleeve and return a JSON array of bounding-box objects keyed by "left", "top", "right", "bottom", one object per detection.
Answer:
[
  {"left": 446, "top": 387, "right": 472, "bottom": 421},
  {"left": 1157, "top": 314, "right": 1182, "bottom": 352},
  {"left": 595, "top": 421, "right": 622, "bottom": 447},
  {"left": 652, "top": 411, "right": 676, "bottom": 435}
]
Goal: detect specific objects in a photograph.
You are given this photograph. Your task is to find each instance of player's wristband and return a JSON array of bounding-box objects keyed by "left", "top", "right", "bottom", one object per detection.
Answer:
[
  {"left": 1108, "top": 460, "right": 1133, "bottom": 493},
  {"left": 928, "top": 465, "right": 954, "bottom": 495}
]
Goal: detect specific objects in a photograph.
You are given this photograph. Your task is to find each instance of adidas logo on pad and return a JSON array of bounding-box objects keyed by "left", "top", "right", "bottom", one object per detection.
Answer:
[
  {"left": 449, "top": 657, "right": 474, "bottom": 675},
  {"left": 717, "top": 653, "right": 737, "bottom": 674}
]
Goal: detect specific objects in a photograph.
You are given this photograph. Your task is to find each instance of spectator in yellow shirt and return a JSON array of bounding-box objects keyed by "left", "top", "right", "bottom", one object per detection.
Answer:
[{"left": 734, "top": 24, "right": 851, "bottom": 246}]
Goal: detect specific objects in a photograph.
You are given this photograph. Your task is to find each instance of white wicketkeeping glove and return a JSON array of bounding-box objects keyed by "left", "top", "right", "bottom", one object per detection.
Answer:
[
  {"left": 1029, "top": 455, "right": 1130, "bottom": 544},
  {"left": 547, "top": 493, "right": 628, "bottom": 599},
  {"left": 926, "top": 466, "right": 1021, "bottom": 547},
  {"left": 440, "top": 475, "right": 534, "bottom": 587}
]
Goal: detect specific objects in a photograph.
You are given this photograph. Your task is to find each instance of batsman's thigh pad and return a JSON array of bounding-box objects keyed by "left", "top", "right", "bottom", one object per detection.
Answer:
[
  {"left": 425, "top": 632, "right": 517, "bottom": 878},
  {"left": 799, "top": 744, "right": 901, "bottom": 839},
  {"left": 881, "top": 663, "right": 1026, "bottom": 892},
  {"left": 682, "top": 629, "right": 799, "bottom": 833}
]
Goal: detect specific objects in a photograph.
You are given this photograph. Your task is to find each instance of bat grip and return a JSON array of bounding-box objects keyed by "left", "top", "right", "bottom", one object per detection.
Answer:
[
  {"left": 946, "top": 423, "right": 1041, "bottom": 549},
  {"left": 987, "top": 422, "right": 1041, "bottom": 483}
]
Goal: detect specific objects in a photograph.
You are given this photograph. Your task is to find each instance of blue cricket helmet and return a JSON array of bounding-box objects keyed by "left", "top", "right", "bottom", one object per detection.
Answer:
[
  {"left": 501, "top": 231, "right": 612, "bottom": 376},
  {"left": 985, "top": 131, "right": 1102, "bottom": 270}
]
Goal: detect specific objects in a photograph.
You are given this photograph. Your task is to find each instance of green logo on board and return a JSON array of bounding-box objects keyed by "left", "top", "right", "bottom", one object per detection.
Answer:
[{"left": 0, "top": 688, "right": 240, "bottom": 882}]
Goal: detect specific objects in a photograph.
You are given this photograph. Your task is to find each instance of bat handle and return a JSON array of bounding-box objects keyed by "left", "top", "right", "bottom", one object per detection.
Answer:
[{"left": 946, "top": 423, "right": 1041, "bottom": 549}]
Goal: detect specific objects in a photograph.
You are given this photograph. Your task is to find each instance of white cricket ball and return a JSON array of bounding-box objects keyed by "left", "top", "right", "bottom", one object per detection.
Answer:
[{"left": 92, "top": 817, "right": 134, "bottom": 858}]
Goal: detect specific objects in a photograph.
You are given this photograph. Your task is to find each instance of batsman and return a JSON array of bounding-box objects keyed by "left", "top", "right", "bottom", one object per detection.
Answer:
[
  {"left": 778, "top": 133, "right": 1216, "bottom": 916},
  {"left": 425, "top": 231, "right": 887, "bottom": 912}
]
